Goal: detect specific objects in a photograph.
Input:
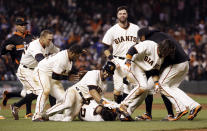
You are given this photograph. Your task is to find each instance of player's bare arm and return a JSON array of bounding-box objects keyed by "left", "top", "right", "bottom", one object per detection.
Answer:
[{"left": 88, "top": 87, "right": 102, "bottom": 104}]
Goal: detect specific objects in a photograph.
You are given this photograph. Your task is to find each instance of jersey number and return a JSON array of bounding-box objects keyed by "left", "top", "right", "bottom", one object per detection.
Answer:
[{"left": 80, "top": 108, "right": 86, "bottom": 117}]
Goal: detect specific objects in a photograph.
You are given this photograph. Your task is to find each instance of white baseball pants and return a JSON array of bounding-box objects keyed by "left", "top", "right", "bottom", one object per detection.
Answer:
[
  {"left": 46, "top": 86, "right": 82, "bottom": 121},
  {"left": 159, "top": 61, "right": 200, "bottom": 113},
  {"left": 32, "top": 69, "right": 65, "bottom": 119}
]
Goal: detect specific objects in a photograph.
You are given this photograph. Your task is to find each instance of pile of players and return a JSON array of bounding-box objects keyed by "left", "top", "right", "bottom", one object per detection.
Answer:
[{"left": 1, "top": 6, "right": 201, "bottom": 122}]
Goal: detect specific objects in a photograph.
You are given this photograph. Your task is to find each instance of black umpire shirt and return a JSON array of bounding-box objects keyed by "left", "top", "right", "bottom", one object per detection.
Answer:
[
  {"left": 144, "top": 30, "right": 190, "bottom": 67},
  {"left": 0, "top": 31, "right": 33, "bottom": 70}
]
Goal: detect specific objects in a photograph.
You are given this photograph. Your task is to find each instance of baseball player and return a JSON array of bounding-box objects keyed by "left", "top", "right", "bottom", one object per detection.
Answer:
[
  {"left": 102, "top": 6, "right": 139, "bottom": 104},
  {"left": 118, "top": 39, "right": 176, "bottom": 117},
  {"left": 10, "top": 30, "right": 60, "bottom": 120},
  {"left": 137, "top": 28, "right": 201, "bottom": 121},
  {"left": 78, "top": 99, "right": 117, "bottom": 121},
  {"left": 49, "top": 99, "right": 117, "bottom": 122},
  {"left": 0, "top": 17, "right": 34, "bottom": 117},
  {"left": 135, "top": 28, "right": 175, "bottom": 121},
  {"left": 41, "top": 61, "right": 119, "bottom": 122},
  {"left": 121, "top": 38, "right": 201, "bottom": 121},
  {"left": 32, "top": 45, "right": 84, "bottom": 121}
]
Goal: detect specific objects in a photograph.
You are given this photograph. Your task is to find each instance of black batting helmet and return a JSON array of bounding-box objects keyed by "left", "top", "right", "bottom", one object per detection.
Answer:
[{"left": 103, "top": 61, "right": 116, "bottom": 75}]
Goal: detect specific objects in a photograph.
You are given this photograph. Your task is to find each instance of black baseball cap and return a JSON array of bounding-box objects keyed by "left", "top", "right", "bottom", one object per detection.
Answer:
[{"left": 15, "top": 18, "right": 28, "bottom": 26}]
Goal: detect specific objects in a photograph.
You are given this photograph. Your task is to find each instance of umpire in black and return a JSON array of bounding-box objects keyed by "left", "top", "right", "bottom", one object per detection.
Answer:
[{"left": 135, "top": 27, "right": 189, "bottom": 121}]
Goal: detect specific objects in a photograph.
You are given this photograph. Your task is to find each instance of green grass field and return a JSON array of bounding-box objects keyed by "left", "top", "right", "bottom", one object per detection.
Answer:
[{"left": 0, "top": 94, "right": 206, "bottom": 131}]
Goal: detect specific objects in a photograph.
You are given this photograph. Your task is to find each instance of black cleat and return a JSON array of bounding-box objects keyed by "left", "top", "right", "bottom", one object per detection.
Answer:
[{"left": 10, "top": 104, "right": 19, "bottom": 120}]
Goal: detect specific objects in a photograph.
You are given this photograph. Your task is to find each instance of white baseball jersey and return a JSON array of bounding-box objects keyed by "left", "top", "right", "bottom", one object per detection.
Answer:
[
  {"left": 37, "top": 50, "right": 72, "bottom": 76},
  {"left": 133, "top": 40, "right": 164, "bottom": 71},
  {"left": 73, "top": 70, "right": 107, "bottom": 99},
  {"left": 102, "top": 23, "right": 139, "bottom": 57},
  {"left": 79, "top": 100, "right": 104, "bottom": 121},
  {"left": 20, "top": 39, "right": 59, "bottom": 68}
]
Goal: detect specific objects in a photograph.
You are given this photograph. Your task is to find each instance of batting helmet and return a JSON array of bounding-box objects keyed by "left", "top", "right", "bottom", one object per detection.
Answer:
[
  {"left": 103, "top": 61, "right": 116, "bottom": 75},
  {"left": 100, "top": 107, "right": 117, "bottom": 121}
]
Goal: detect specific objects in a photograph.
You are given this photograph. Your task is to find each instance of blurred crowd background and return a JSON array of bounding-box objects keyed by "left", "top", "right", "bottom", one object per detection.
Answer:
[{"left": 0, "top": 0, "right": 207, "bottom": 81}]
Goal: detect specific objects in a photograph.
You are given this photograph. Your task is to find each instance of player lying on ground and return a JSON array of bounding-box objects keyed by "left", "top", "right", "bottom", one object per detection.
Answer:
[
  {"left": 39, "top": 61, "right": 121, "bottom": 122},
  {"left": 49, "top": 99, "right": 117, "bottom": 121}
]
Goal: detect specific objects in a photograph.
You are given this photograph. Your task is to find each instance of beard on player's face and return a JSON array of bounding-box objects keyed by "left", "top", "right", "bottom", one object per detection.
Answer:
[{"left": 118, "top": 17, "right": 127, "bottom": 23}]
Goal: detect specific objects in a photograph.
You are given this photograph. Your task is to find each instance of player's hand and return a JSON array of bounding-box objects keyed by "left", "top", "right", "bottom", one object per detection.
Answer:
[
  {"left": 100, "top": 98, "right": 119, "bottom": 109},
  {"left": 154, "top": 81, "right": 161, "bottom": 93},
  {"left": 78, "top": 70, "right": 87, "bottom": 80},
  {"left": 68, "top": 74, "right": 80, "bottom": 82},
  {"left": 123, "top": 59, "right": 131, "bottom": 72},
  {"left": 6, "top": 44, "right": 15, "bottom": 51},
  {"left": 111, "top": 59, "right": 120, "bottom": 69},
  {"left": 104, "top": 102, "right": 120, "bottom": 109}
]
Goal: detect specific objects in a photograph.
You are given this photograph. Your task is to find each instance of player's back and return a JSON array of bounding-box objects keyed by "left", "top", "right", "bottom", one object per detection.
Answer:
[
  {"left": 73, "top": 70, "right": 106, "bottom": 99},
  {"left": 146, "top": 31, "right": 189, "bottom": 65},
  {"left": 37, "top": 50, "right": 71, "bottom": 76},
  {"left": 133, "top": 40, "right": 164, "bottom": 71}
]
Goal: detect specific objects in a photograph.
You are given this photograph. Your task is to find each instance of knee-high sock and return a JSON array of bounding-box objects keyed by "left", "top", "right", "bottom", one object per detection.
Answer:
[
  {"left": 7, "top": 91, "right": 21, "bottom": 98},
  {"left": 145, "top": 94, "right": 153, "bottom": 116},
  {"left": 161, "top": 94, "right": 174, "bottom": 117},
  {"left": 13, "top": 93, "right": 37, "bottom": 114}
]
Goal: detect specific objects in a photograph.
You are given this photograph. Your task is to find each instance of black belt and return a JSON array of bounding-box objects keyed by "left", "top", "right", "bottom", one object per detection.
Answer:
[
  {"left": 23, "top": 65, "right": 34, "bottom": 70},
  {"left": 76, "top": 87, "right": 93, "bottom": 105},
  {"left": 113, "top": 55, "right": 125, "bottom": 60}
]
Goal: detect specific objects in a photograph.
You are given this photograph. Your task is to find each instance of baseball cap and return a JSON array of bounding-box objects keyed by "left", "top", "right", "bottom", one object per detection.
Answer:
[{"left": 15, "top": 18, "right": 28, "bottom": 26}]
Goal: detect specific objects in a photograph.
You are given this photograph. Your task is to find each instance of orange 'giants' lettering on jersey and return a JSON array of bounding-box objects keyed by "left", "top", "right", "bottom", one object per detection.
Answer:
[{"left": 114, "top": 36, "right": 137, "bottom": 44}]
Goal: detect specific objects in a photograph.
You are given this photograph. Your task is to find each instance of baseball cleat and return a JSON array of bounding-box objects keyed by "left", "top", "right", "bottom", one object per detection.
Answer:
[
  {"left": 188, "top": 105, "right": 202, "bottom": 120},
  {"left": 168, "top": 110, "right": 188, "bottom": 121},
  {"left": 116, "top": 106, "right": 134, "bottom": 121},
  {"left": 24, "top": 113, "right": 33, "bottom": 119},
  {"left": 161, "top": 114, "right": 174, "bottom": 121},
  {"left": 135, "top": 113, "right": 152, "bottom": 121},
  {"left": 10, "top": 104, "right": 19, "bottom": 120},
  {"left": 0, "top": 115, "right": 6, "bottom": 119},
  {"left": 2, "top": 90, "right": 8, "bottom": 106}
]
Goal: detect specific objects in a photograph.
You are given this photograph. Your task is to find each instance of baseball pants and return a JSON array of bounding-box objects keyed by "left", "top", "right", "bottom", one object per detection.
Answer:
[
  {"left": 46, "top": 86, "right": 83, "bottom": 121},
  {"left": 121, "top": 63, "right": 154, "bottom": 114},
  {"left": 32, "top": 69, "right": 65, "bottom": 119},
  {"left": 159, "top": 61, "right": 200, "bottom": 113},
  {"left": 113, "top": 57, "right": 132, "bottom": 94},
  {"left": 16, "top": 64, "right": 35, "bottom": 96}
]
